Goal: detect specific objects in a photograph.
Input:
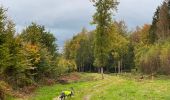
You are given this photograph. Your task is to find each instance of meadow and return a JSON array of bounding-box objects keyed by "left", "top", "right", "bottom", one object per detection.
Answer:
[{"left": 11, "top": 73, "right": 170, "bottom": 100}]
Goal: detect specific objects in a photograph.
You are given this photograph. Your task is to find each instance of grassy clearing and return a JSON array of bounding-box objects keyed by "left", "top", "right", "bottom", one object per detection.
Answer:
[
  {"left": 26, "top": 73, "right": 102, "bottom": 100},
  {"left": 91, "top": 76, "right": 170, "bottom": 100},
  {"left": 12, "top": 73, "right": 170, "bottom": 100}
]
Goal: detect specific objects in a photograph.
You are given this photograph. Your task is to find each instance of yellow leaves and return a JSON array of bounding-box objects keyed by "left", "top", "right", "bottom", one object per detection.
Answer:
[
  {"left": 131, "top": 24, "right": 150, "bottom": 44},
  {"left": 58, "top": 57, "right": 77, "bottom": 72},
  {"left": 160, "top": 43, "right": 170, "bottom": 68},
  {"left": 25, "top": 43, "right": 39, "bottom": 54},
  {"left": 24, "top": 43, "right": 41, "bottom": 64},
  {"left": 35, "top": 56, "right": 41, "bottom": 63},
  {"left": 110, "top": 30, "right": 129, "bottom": 56},
  {"left": 111, "top": 52, "right": 119, "bottom": 59}
]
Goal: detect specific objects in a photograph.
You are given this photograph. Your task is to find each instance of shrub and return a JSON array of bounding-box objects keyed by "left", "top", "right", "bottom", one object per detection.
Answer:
[
  {"left": 139, "top": 44, "right": 160, "bottom": 74},
  {"left": 136, "top": 41, "right": 170, "bottom": 75},
  {"left": 159, "top": 42, "right": 170, "bottom": 74}
]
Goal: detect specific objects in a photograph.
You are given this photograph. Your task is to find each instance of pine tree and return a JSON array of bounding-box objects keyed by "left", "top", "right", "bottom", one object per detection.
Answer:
[
  {"left": 21, "top": 23, "right": 58, "bottom": 56},
  {"left": 0, "top": 7, "right": 6, "bottom": 45},
  {"left": 148, "top": 7, "right": 160, "bottom": 44},
  {"left": 168, "top": 0, "right": 170, "bottom": 31},
  {"left": 157, "top": 0, "right": 170, "bottom": 40},
  {"left": 0, "top": 7, "right": 11, "bottom": 76}
]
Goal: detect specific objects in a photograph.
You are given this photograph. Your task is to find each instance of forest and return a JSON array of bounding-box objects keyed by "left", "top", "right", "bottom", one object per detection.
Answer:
[{"left": 0, "top": 0, "right": 170, "bottom": 100}]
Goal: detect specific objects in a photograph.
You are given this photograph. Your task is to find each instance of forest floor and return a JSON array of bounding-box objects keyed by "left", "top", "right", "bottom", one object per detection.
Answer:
[{"left": 10, "top": 72, "right": 170, "bottom": 100}]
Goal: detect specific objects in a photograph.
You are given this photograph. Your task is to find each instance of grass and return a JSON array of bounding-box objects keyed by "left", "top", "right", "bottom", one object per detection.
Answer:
[
  {"left": 12, "top": 73, "right": 170, "bottom": 100},
  {"left": 27, "top": 73, "right": 102, "bottom": 100}
]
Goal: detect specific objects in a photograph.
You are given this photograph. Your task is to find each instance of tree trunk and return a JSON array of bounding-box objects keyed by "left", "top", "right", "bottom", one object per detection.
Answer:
[
  {"left": 106, "top": 66, "right": 109, "bottom": 73},
  {"left": 101, "top": 67, "right": 104, "bottom": 79},
  {"left": 115, "top": 66, "right": 117, "bottom": 73},
  {"left": 82, "top": 64, "right": 84, "bottom": 72},
  {"left": 98, "top": 68, "right": 100, "bottom": 73},
  {"left": 151, "top": 73, "right": 154, "bottom": 80},
  {"left": 118, "top": 61, "right": 121, "bottom": 73},
  {"left": 120, "top": 59, "right": 123, "bottom": 73},
  {"left": 78, "top": 66, "right": 81, "bottom": 72},
  {"left": 90, "top": 64, "right": 92, "bottom": 72}
]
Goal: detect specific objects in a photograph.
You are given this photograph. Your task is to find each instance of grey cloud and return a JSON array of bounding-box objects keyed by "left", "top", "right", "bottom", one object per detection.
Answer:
[
  {"left": 0, "top": 0, "right": 163, "bottom": 51},
  {"left": 115, "top": 0, "right": 163, "bottom": 29}
]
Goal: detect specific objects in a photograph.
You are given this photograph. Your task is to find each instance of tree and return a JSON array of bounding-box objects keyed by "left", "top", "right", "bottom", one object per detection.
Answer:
[
  {"left": 5, "top": 37, "right": 33, "bottom": 88},
  {"left": 114, "top": 20, "right": 128, "bottom": 37},
  {"left": 148, "top": 7, "right": 160, "bottom": 44},
  {"left": 20, "top": 23, "right": 58, "bottom": 56},
  {"left": 0, "top": 7, "right": 12, "bottom": 77},
  {"left": 63, "top": 29, "right": 94, "bottom": 72},
  {"left": 156, "top": 0, "right": 170, "bottom": 40},
  {"left": 20, "top": 23, "right": 60, "bottom": 81},
  {"left": 76, "top": 32, "right": 94, "bottom": 72},
  {"left": 109, "top": 24, "right": 129, "bottom": 73},
  {"left": 0, "top": 7, "right": 6, "bottom": 45},
  {"left": 0, "top": 45, "right": 11, "bottom": 75},
  {"left": 91, "top": 0, "right": 119, "bottom": 79}
]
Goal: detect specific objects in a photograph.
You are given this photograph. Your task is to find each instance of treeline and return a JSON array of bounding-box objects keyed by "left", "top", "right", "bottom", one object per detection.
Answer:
[
  {"left": 131, "top": 0, "right": 170, "bottom": 75},
  {"left": 0, "top": 7, "right": 64, "bottom": 92},
  {"left": 63, "top": 21, "right": 135, "bottom": 73},
  {"left": 62, "top": 0, "right": 135, "bottom": 75},
  {"left": 63, "top": 0, "right": 170, "bottom": 76}
]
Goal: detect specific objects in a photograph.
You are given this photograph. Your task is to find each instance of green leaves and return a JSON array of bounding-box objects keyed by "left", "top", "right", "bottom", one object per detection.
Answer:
[
  {"left": 133, "top": 0, "right": 170, "bottom": 75},
  {"left": 92, "top": 0, "right": 119, "bottom": 68},
  {"left": 63, "top": 28, "right": 94, "bottom": 72},
  {"left": 0, "top": 45, "right": 11, "bottom": 74}
]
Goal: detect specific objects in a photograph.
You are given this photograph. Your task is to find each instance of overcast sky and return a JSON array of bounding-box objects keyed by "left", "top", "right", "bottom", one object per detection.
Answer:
[{"left": 0, "top": 0, "right": 163, "bottom": 51}]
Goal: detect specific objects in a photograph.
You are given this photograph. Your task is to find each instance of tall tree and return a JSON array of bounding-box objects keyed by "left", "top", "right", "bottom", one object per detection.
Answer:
[
  {"left": 0, "top": 7, "right": 6, "bottom": 45},
  {"left": 157, "top": 0, "right": 170, "bottom": 40},
  {"left": 63, "top": 28, "right": 94, "bottom": 72},
  {"left": 21, "top": 23, "right": 58, "bottom": 56},
  {"left": 109, "top": 24, "right": 129, "bottom": 73},
  {"left": 0, "top": 7, "right": 11, "bottom": 76},
  {"left": 91, "top": 0, "right": 119, "bottom": 79},
  {"left": 148, "top": 7, "right": 160, "bottom": 44}
]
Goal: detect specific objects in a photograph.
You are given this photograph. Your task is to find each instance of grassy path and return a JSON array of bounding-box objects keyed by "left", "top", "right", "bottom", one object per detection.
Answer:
[
  {"left": 81, "top": 75, "right": 123, "bottom": 100},
  {"left": 12, "top": 73, "right": 170, "bottom": 100},
  {"left": 74, "top": 75, "right": 115, "bottom": 100}
]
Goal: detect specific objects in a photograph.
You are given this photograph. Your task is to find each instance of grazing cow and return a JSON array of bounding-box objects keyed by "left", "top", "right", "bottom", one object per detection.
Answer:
[{"left": 59, "top": 88, "right": 74, "bottom": 100}]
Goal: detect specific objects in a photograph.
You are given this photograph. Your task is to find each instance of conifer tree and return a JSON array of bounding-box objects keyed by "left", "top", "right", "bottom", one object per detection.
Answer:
[
  {"left": 157, "top": 0, "right": 170, "bottom": 39},
  {"left": 149, "top": 7, "right": 160, "bottom": 44}
]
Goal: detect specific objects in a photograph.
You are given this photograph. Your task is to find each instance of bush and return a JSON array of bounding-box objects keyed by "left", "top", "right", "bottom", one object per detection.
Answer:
[
  {"left": 57, "top": 57, "right": 77, "bottom": 74},
  {"left": 139, "top": 44, "right": 160, "bottom": 74},
  {"left": 159, "top": 42, "right": 170, "bottom": 74},
  {"left": 136, "top": 41, "right": 170, "bottom": 75}
]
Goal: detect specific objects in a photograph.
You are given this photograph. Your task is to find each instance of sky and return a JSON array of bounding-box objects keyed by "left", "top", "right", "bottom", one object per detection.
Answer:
[{"left": 0, "top": 0, "right": 163, "bottom": 52}]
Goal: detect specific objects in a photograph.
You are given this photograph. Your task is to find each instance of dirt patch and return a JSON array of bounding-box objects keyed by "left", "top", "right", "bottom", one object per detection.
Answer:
[
  {"left": 84, "top": 95, "right": 91, "bottom": 100},
  {"left": 19, "top": 84, "right": 38, "bottom": 94},
  {"left": 57, "top": 73, "right": 81, "bottom": 84},
  {"left": 53, "top": 96, "right": 60, "bottom": 100}
]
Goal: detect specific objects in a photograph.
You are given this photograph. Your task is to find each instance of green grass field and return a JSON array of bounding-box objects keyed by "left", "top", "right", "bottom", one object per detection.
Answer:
[{"left": 13, "top": 73, "right": 170, "bottom": 100}]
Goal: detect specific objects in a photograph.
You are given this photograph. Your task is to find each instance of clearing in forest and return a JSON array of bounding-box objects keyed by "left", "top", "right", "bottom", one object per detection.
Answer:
[{"left": 12, "top": 73, "right": 170, "bottom": 100}]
